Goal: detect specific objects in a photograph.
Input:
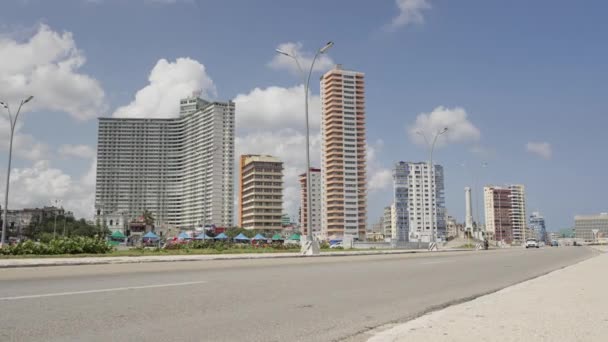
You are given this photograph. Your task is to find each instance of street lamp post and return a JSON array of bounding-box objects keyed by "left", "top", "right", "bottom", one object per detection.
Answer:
[
  {"left": 52, "top": 199, "right": 60, "bottom": 239},
  {"left": 276, "top": 41, "right": 334, "bottom": 255},
  {"left": 0, "top": 96, "right": 34, "bottom": 248},
  {"left": 416, "top": 127, "right": 448, "bottom": 244}
]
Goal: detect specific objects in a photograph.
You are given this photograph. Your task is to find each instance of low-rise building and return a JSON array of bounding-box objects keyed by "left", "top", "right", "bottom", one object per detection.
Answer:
[{"left": 574, "top": 213, "right": 608, "bottom": 242}]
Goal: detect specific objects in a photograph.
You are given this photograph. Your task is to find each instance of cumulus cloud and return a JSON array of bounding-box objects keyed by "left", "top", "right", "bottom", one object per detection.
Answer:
[
  {"left": 0, "top": 24, "right": 106, "bottom": 120},
  {"left": 268, "top": 42, "right": 334, "bottom": 75},
  {"left": 234, "top": 85, "right": 320, "bottom": 133},
  {"left": 470, "top": 145, "right": 497, "bottom": 159},
  {"left": 0, "top": 159, "right": 96, "bottom": 219},
  {"left": 388, "top": 0, "right": 432, "bottom": 30},
  {"left": 0, "top": 115, "right": 49, "bottom": 160},
  {"left": 526, "top": 142, "right": 552, "bottom": 160},
  {"left": 112, "top": 57, "right": 216, "bottom": 118},
  {"left": 367, "top": 139, "right": 392, "bottom": 192},
  {"left": 408, "top": 106, "right": 480, "bottom": 148},
  {"left": 59, "top": 144, "right": 96, "bottom": 159}
]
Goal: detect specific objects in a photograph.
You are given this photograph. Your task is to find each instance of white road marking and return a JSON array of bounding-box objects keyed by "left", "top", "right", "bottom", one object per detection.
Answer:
[
  {"left": 420, "top": 260, "right": 452, "bottom": 265},
  {"left": 0, "top": 281, "right": 207, "bottom": 301}
]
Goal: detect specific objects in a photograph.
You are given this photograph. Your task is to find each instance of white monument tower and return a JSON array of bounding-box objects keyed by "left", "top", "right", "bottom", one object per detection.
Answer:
[{"left": 465, "top": 187, "right": 474, "bottom": 233}]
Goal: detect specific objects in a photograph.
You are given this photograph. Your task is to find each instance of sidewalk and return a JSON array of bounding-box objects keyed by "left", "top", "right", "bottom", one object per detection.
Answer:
[
  {"left": 369, "top": 248, "right": 608, "bottom": 342},
  {"left": 0, "top": 248, "right": 469, "bottom": 268}
]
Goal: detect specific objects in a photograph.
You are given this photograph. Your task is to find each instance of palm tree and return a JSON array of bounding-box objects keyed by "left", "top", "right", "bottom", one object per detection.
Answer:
[{"left": 142, "top": 210, "right": 155, "bottom": 228}]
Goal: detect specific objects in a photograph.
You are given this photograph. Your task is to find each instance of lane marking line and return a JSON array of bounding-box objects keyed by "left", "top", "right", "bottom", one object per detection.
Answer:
[
  {"left": 0, "top": 280, "right": 207, "bottom": 301},
  {"left": 420, "top": 260, "right": 453, "bottom": 265}
]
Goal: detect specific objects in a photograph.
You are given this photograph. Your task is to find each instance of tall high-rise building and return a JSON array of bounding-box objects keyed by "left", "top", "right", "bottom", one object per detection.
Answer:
[
  {"left": 529, "top": 211, "right": 547, "bottom": 242},
  {"left": 391, "top": 161, "right": 446, "bottom": 242},
  {"left": 95, "top": 96, "right": 235, "bottom": 230},
  {"left": 299, "top": 168, "right": 322, "bottom": 236},
  {"left": 509, "top": 184, "right": 527, "bottom": 242},
  {"left": 320, "top": 64, "right": 367, "bottom": 239},
  {"left": 238, "top": 155, "right": 283, "bottom": 231},
  {"left": 484, "top": 184, "right": 527, "bottom": 244}
]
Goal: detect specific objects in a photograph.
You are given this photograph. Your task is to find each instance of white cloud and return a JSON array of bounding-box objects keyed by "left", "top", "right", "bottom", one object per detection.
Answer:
[
  {"left": 526, "top": 142, "right": 552, "bottom": 160},
  {"left": 367, "top": 139, "right": 393, "bottom": 192},
  {"left": 470, "top": 145, "right": 496, "bottom": 159},
  {"left": 0, "top": 24, "right": 106, "bottom": 120},
  {"left": 234, "top": 85, "right": 320, "bottom": 133},
  {"left": 268, "top": 42, "right": 334, "bottom": 75},
  {"left": 112, "top": 57, "right": 216, "bottom": 118},
  {"left": 388, "top": 0, "right": 432, "bottom": 30},
  {"left": 59, "top": 144, "right": 96, "bottom": 159},
  {"left": 0, "top": 159, "right": 96, "bottom": 219},
  {"left": 408, "top": 106, "right": 481, "bottom": 148},
  {"left": 0, "top": 115, "right": 49, "bottom": 160},
  {"left": 369, "top": 169, "right": 393, "bottom": 191}
]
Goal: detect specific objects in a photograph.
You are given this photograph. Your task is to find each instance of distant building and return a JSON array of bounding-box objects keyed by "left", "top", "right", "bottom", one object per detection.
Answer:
[
  {"left": 574, "top": 213, "right": 608, "bottom": 242},
  {"left": 368, "top": 216, "right": 384, "bottom": 241},
  {"left": 383, "top": 206, "right": 393, "bottom": 238},
  {"left": 238, "top": 155, "right": 283, "bottom": 231},
  {"left": 320, "top": 65, "right": 367, "bottom": 240},
  {"left": 281, "top": 213, "right": 291, "bottom": 227},
  {"left": 299, "top": 168, "right": 322, "bottom": 236},
  {"left": 529, "top": 211, "right": 547, "bottom": 242},
  {"left": 549, "top": 231, "right": 560, "bottom": 241},
  {"left": 3, "top": 206, "right": 69, "bottom": 238},
  {"left": 392, "top": 161, "right": 446, "bottom": 243},
  {"left": 484, "top": 184, "right": 527, "bottom": 244},
  {"left": 446, "top": 216, "right": 464, "bottom": 239}
]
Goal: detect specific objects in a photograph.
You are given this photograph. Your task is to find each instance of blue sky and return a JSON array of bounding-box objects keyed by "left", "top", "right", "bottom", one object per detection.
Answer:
[{"left": 1, "top": 0, "right": 607, "bottom": 230}]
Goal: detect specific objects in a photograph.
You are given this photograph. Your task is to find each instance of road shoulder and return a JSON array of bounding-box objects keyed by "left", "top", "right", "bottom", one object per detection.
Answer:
[{"left": 367, "top": 248, "right": 608, "bottom": 342}]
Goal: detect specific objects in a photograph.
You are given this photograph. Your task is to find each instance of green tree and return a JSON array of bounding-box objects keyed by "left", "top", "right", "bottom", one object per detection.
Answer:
[
  {"left": 23, "top": 216, "right": 109, "bottom": 240},
  {"left": 142, "top": 210, "right": 155, "bottom": 227}
]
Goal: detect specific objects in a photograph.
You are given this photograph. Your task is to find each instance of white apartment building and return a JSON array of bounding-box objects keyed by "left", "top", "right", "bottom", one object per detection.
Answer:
[
  {"left": 320, "top": 65, "right": 367, "bottom": 240},
  {"left": 299, "top": 168, "right": 322, "bottom": 237},
  {"left": 95, "top": 96, "right": 235, "bottom": 230},
  {"left": 392, "top": 161, "right": 446, "bottom": 243}
]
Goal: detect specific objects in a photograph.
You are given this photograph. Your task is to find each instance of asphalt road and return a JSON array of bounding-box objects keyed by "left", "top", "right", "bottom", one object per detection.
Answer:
[{"left": 0, "top": 247, "right": 596, "bottom": 342}]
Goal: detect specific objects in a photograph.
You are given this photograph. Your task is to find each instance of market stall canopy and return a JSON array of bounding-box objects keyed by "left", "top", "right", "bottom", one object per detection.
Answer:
[
  {"left": 178, "top": 232, "right": 192, "bottom": 239},
  {"left": 287, "top": 234, "right": 301, "bottom": 241},
  {"left": 214, "top": 233, "right": 228, "bottom": 240},
  {"left": 142, "top": 232, "right": 159, "bottom": 240},
  {"left": 252, "top": 234, "right": 267, "bottom": 240},
  {"left": 234, "top": 233, "right": 250, "bottom": 241},
  {"left": 111, "top": 230, "right": 126, "bottom": 239}
]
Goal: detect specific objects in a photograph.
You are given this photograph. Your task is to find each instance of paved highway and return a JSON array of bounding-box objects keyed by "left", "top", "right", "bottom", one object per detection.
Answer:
[{"left": 0, "top": 247, "right": 596, "bottom": 342}]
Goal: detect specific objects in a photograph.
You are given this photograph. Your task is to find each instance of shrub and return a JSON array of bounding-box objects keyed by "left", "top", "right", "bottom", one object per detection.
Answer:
[{"left": 0, "top": 237, "right": 113, "bottom": 256}]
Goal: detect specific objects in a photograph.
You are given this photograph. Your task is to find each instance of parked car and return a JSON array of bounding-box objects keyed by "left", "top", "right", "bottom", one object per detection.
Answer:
[
  {"left": 525, "top": 239, "right": 539, "bottom": 248},
  {"left": 329, "top": 242, "right": 343, "bottom": 249},
  {"left": 551, "top": 240, "right": 559, "bottom": 247}
]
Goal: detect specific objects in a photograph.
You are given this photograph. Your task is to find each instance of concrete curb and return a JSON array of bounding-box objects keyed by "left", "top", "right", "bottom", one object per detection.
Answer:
[{"left": 0, "top": 248, "right": 475, "bottom": 268}]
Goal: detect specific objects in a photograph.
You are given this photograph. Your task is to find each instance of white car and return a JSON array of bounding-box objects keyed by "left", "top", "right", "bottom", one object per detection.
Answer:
[{"left": 525, "top": 239, "right": 539, "bottom": 248}]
